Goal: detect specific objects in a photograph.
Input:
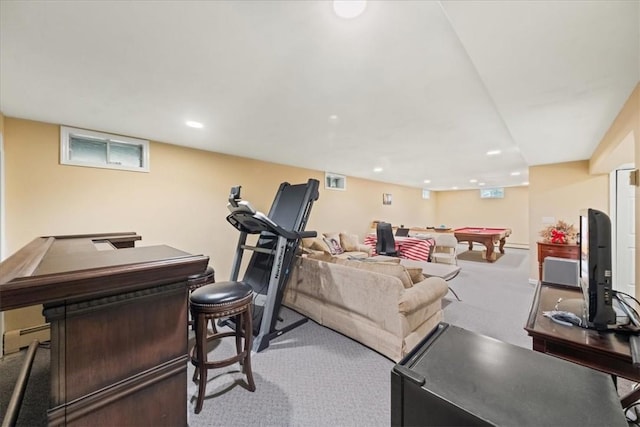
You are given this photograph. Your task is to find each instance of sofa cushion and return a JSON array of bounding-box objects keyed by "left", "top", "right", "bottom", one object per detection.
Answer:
[
  {"left": 308, "top": 252, "right": 336, "bottom": 262},
  {"left": 359, "top": 256, "right": 401, "bottom": 264},
  {"left": 301, "top": 237, "right": 315, "bottom": 249},
  {"left": 308, "top": 237, "right": 331, "bottom": 253},
  {"left": 340, "top": 232, "right": 360, "bottom": 252},
  {"left": 345, "top": 260, "right": 413, "bottom": 289}
]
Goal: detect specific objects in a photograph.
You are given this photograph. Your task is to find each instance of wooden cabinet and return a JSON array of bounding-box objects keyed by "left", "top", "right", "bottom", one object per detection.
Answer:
[{"left": 536, "top": 241, "right": 579, "bottom": 281}]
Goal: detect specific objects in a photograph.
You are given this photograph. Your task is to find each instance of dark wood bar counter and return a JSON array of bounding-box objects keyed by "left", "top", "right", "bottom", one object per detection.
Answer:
[{"left": 0, "top": 232, "right": 209, "bottom": 426}]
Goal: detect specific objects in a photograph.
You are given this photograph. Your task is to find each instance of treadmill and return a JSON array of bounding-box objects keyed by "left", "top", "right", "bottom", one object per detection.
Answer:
[{"left": 223, "top": 179, "right": 319, "bottom": 352}]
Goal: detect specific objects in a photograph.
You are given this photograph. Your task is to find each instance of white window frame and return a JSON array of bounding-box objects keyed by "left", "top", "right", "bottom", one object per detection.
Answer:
[{"left": 60, "top": 126, "right": 150, "bottom": 172}]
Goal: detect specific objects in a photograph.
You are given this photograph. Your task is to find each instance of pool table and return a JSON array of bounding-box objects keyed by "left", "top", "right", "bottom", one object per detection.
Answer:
[{"left": 453, "top": 227, "right": 512, "bottom": 262}]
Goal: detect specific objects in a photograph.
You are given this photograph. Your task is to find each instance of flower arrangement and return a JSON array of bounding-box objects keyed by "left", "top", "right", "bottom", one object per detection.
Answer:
[{"left": 539, "top": 220, "right": 578, "bottom": 244}]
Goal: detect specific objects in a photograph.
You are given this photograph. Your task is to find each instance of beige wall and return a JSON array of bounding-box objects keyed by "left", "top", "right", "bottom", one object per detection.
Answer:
[
  {"left": 636, "top": 90, "right": 640, "bottom": 299},
  {"left": 591, "top": 82, "right": 639, "bottom": 295},
  {"left": 0, "top": 111, "right": 4, "bottom": 356},
  {"left": 435, "top": 186, "right": 529, "bottom": 246},
  {"left": 591, "top": 84, "right": 639, "bottom": 174},
  {"left": 528, "top": 161, "right": 609, "bottom": 281},
  {"left": 2, "top": 117, "right": 439, "bottom": 331}
]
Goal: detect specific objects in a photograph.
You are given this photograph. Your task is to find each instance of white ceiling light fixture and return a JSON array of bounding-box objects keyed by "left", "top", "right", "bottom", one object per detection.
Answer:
[
  {"left": 486, "top": 149, "right": 501, "bottom": 156},
  {"left": 478, "top": 183, "right": 486, "bottom": 186},
  {"left": 423, "top": 179, "right": 431, "bottom": 184},
  {"left": 333, "top": 0, "right": 367, "bottom": 19},
  {"left": 510, "top": 171, "right": 521, "bottom": 176},
  {"left": 469, "top": 179, "right": 478, "bottom": 183},
  {"left": 373, "top": 167, "right": 383, "bottom": 173},
  {"left": 186, "top": 120, "right": 204, "bottom": 129}
]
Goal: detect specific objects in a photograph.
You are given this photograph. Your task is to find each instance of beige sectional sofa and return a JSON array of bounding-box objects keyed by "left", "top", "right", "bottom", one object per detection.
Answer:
[{"left": 283, "top": 254, "right": 449, "bottom": 362}]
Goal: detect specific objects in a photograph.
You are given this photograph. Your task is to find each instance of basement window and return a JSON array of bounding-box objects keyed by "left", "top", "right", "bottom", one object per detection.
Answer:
[
  {"left": 480, "top": 188, "right": 504, "bottom": 199},
  {"left": 60, "top": 126, "right": 150, "bottom": 172}
]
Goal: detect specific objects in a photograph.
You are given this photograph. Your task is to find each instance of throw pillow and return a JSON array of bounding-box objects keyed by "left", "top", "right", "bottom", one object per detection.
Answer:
[
  {"left": 340, "top": 233, "right": 360, "bottom": 252},
  {"left": 309, "top": 237, "right": 331, "bottom": 253},
  {"left": 323, "top": 232, "right": 341, "bottom": 243},
  {"left": 301, "top": 237, "right": 315, "bottom": 249},
  {"left": 323, "top": 237, "right": 344, "bottom": 255}
]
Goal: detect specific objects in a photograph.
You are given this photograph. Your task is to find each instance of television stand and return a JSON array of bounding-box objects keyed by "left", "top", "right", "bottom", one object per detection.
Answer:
[{"left": 525, "top": 282, "right": 640, "bottom": 408}]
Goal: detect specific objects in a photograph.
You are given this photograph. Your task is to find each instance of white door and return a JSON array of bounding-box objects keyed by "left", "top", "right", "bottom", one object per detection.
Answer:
[{"left": 616, "top": 168, "right": 636, "bottom": 296}]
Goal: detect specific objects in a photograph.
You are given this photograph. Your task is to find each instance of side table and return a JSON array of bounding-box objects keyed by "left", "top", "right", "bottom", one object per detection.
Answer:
[{"left": 536, "top": 241, "right": 579, "bottom": 281}]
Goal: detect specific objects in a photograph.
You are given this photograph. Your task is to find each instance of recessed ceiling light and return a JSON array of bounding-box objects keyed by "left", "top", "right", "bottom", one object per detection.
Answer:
[
  {"left": 486, "top": 150, "right": 501, "bottom": 156},
  {"left": 186, "top": 120, "right": 203, "bottom": 129},
  {"left": 452, "top": 186, "right": 458, "bottom": 190},
  {"left": 478, "top": 183, "right": 486, "bottom": 186},
  {"left": 423, "top": 179, "right": 431, "bottom": 184},
  {"left": 328, "top": 114, "right": 340, "bottom": 125},
  {"left": 469, "top": 179, "right": 477, "bottom": 183},
  {"left": 373, "top": 167, "right": 383, "bottom": 173},
  {"left": 510, "top": 171, "right": 521, "bottom": 176},
  {"left": 333, "top": 0, "right": 366, "bottom": 19},
  {"left": 522, "top": 181, "right": 530, "bottom": 186}
]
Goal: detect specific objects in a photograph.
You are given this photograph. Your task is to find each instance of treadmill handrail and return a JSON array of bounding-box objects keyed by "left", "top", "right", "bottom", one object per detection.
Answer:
[{"left": 226, "top": 211, "right": 317, "bottom": 240}]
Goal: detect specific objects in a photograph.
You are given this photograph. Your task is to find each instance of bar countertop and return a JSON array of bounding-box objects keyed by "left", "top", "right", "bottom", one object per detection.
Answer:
[{"left": 0, "top": 232, "right": 209, "bottom": 311}]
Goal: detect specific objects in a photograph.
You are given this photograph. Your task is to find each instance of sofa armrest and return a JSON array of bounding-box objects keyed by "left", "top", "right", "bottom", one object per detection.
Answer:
[{"left": 398, "top": 277, "right": 448, "bottom": 315}]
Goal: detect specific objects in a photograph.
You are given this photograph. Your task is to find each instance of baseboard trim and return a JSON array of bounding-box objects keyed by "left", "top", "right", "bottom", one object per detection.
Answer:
[{"left": 3, "top": 323, "right": 50, "bottom": 355}]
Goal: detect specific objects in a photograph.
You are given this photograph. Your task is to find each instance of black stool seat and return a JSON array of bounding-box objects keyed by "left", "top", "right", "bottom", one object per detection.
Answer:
[
  {"left": 189, "top": 280, "right": 255, "bottom": 414},
  {"left": 190, "top": 281, "right": 252, "bottom": 306},
  {"left": 187, "top": 266, "right": 215, "bottom": 291},
  {"left": 186, "top": 266, "right": 215, "bottom": 329}
]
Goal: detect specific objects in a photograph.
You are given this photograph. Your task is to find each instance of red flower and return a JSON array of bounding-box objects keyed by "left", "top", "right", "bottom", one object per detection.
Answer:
[{"left": 550, "top": 229, "right": 566, "bottom": 244}]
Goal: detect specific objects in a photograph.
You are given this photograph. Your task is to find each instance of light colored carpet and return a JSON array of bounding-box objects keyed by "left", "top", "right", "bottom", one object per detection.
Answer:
[
  {"left": 187, "top": 310, "right": 392, "bottom": 426},
  {"left": 443, "top": 247, "right": 535, "bottom": 348}
]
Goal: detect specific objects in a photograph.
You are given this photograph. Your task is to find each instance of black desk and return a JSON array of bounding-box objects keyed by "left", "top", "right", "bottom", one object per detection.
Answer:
[
  {"left": 392, "top": 323, "right": 626, "bottom": 426},
  {"left": 525, "top": 282, "right": 640, "bottom": 407}
]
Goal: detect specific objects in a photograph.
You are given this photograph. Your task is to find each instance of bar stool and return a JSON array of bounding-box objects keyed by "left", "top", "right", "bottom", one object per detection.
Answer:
[
  {"left": 189, "top": 281, "right": 256, "bottom": 414},
  {"left": 186, "top": 266, "right": 215, "bottom": 329}
]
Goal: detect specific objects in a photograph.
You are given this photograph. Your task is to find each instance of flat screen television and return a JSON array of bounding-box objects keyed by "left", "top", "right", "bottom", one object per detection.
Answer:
[{"left": 579, "top": 208, "right": 616, "bottom": 330}]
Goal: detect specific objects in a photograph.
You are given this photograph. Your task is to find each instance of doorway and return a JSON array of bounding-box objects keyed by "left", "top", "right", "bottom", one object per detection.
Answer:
[{"left": 613, "top": 168, "right": 636, "bottom": 297}]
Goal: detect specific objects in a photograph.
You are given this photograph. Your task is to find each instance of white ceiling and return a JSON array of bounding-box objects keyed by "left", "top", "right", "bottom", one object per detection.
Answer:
[{"left": 1, "top": 1, "right": 638, "bottom": 190}]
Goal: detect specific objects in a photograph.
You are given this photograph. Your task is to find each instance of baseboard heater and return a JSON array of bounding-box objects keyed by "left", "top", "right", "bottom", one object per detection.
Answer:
[{"left": 3, "top": 323, "right": 50, "bottom": 355}]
